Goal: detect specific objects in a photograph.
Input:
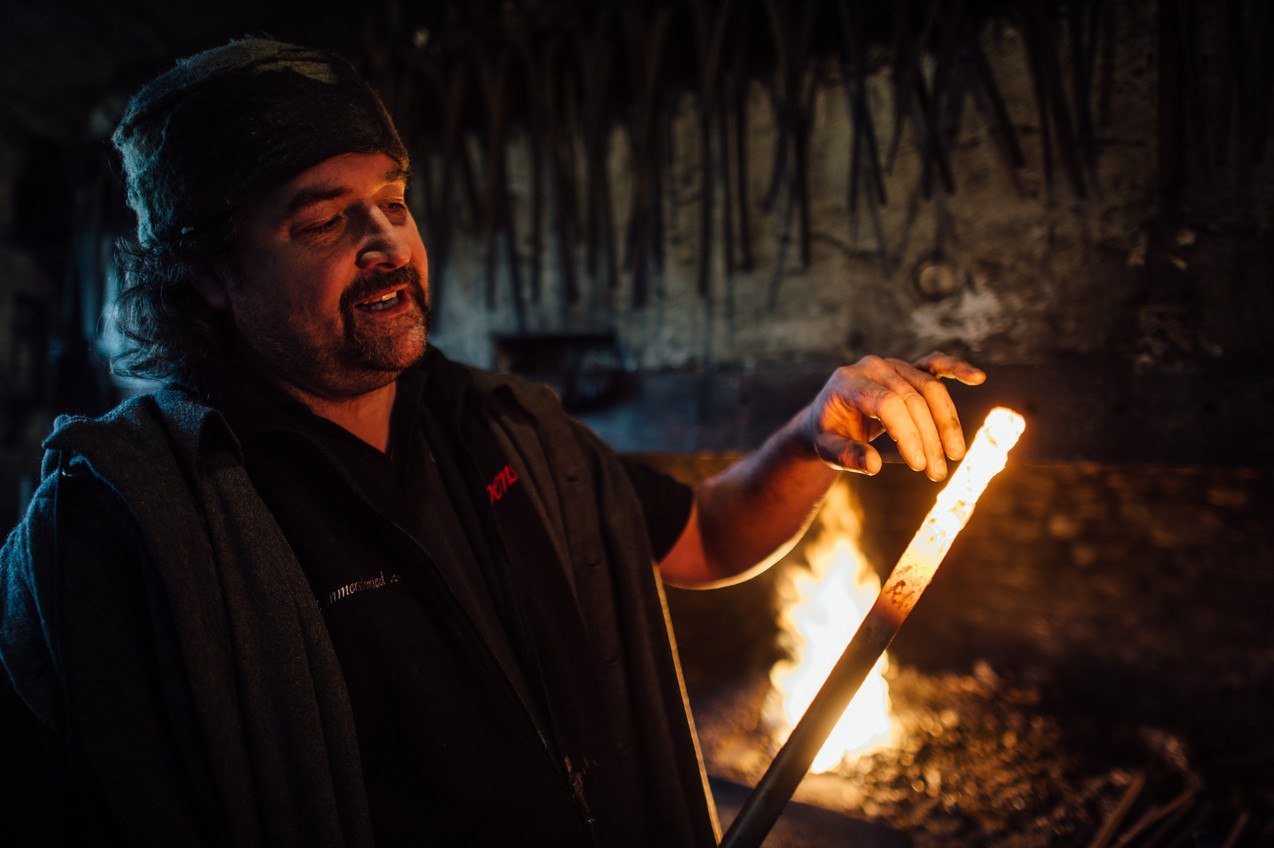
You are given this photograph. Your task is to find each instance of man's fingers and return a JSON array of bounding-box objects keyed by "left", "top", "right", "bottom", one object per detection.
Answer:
[
  {"left": 814, "top": 432, "right": 882, "bottom": 475},
  {"left": 840, "top": 358, "right": 923, "bottom": 462},
  {"left": 911, "top": 352, "right": 986, "bottom": 459},
  {"left": 812, "top": 353, "right": 986, "bottom": 479},
  {"left": 868, "top": 390, "right": 929, "bottom": 474},
  {"left": 922, "top": 379, "right": 967, "bottom": 461},
  {"left": 915, "top": 351, "right": 987, "bottom": 386},
  {"left": 875, "top": 361, "right": 947, "bottom": 479},
  {"left": 887, "top": 357, "right": 967, "bottom": 462}
]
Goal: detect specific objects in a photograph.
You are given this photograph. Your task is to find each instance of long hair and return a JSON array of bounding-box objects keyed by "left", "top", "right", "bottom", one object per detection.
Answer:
[{"left": 111, "top": 213, "right": 239, "bottom": 391}]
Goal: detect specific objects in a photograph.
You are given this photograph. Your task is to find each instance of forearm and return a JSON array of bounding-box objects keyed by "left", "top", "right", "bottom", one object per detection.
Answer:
[
  {"left": 661, "top": 407, "right": 837, "bottom": 587},
  {"left": 656, "top": 353, "right": 983, "bottom": 587}
]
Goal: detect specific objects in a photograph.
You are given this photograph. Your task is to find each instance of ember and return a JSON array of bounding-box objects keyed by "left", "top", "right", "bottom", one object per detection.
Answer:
[{"left": 681, "top": 456, "right": 1274, "bottom": 847}]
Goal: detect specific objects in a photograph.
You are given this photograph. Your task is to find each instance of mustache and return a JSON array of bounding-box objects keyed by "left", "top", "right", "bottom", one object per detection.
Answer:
[{"left": 340, "top": 265, "right": 426, "bottom": 311}]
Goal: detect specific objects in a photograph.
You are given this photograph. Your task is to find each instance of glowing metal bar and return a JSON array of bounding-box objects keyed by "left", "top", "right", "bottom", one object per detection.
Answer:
[{"left": 720, "top": 408, "right": 1026, "bottom": 848}]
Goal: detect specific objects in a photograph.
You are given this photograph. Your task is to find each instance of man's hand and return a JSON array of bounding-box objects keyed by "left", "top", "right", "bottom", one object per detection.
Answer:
[
  {"left": 803, "top": 353, "right": 986, "bottom": 481},
  {"left": 660, "top": 352, "right": 985, "bottom": 586},
  {"left": 805, "top": 351, "right": 983, "bottom": 481}
]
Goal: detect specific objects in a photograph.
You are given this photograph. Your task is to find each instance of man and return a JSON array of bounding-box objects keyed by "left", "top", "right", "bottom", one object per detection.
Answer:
[{"left": 0, "top": 39, "right": 983, "bottom": 847}]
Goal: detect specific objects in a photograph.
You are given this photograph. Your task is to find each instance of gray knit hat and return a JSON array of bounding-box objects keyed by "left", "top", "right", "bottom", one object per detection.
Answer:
[{"left": 113, "top": 38, "right": 408, "bottom": 248}]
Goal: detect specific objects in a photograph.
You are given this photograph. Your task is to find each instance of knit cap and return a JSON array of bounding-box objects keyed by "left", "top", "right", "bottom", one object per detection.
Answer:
[{"left": 113, "top": 38, "right": 408, "bottom": 248}]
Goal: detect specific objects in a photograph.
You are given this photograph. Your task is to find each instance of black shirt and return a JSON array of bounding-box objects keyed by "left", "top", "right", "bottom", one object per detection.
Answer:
[{"left": 214, "top": 352, "right": 693, "bottom": 846}]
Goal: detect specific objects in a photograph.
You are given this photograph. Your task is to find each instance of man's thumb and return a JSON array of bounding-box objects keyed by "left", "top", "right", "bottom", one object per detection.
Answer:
[{"left": 813, "top": 432, "right": 882, "bottom": 475}]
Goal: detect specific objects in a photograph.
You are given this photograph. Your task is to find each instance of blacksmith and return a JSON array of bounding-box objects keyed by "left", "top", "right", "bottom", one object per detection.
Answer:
[{"left": 0, "top": 38, "right": 984, "bottom": 847}]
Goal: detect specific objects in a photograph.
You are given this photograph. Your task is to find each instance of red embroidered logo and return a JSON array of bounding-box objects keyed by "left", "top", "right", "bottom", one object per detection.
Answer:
[{"left": 486, "top": 464, "right": 519, "bottom": 504}]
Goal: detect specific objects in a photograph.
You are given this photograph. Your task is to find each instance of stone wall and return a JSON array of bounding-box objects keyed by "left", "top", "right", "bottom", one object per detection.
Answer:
[
  {"left": 1, "top": 1, "right": 1272, "bottom": 518},
  {"left": 427, "top": 1, "right": 1274, "bottom": 374}
]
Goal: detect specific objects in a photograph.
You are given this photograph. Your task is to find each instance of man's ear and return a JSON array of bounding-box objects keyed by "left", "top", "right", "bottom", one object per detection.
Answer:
[{"left": 191, "top": 264, "right": 231, "bottom": 311}]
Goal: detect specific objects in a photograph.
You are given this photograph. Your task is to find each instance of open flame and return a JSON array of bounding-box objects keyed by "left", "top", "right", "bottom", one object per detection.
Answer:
[
  {"left": 767, "top": 481, "right": 893, "bottom": 773},
  {"left": 764, "top": 408, "right": 1025, "bottom": 776}
]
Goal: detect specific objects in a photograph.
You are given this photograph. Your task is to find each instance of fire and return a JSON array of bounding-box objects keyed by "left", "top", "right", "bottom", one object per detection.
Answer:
[
  {"left": 765, "top": 408, "right": 1026, "bottom": 774},
  {"left": 768, "top": 481, "right": 893, "bottom": 773}
]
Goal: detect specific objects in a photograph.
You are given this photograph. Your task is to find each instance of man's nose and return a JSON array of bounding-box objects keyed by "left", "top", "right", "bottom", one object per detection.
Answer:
[{"left": 356, "top": 208, "right": 412, "bottom": 270}]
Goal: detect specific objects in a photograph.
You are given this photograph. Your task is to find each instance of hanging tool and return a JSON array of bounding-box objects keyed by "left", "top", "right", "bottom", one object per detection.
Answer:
[
  {"left": 1022, "top": 0, "right": 1088, "bottom": 198},
  {"left": 515, "top": 33, "right": 547, "bottom": 305},
  {"left": 961, "top": 15, "right": 1027, "bottom": 189},
  {"left": 690, "top": 0, "right": 738, "bottom": 300},
  {"left": 420, "top": 48, "right": 483, "bottom": 316},
  {"left": 731, "top": 32, "right": 755, "bottom": 273},
  {"left": 835, "top": 0, "right": 891, "bottom": 273},
  {"left": 620, "top": 3, "right": 673, "bottom": 308},
  {"left": 885, "top": 0, "right": 956, "bottom": 197},
  {"left": 572, "top": 12, "right": 620, "bottom": 318},
  {"left": 544, "top": 35, "right": 581, "bottom": 311},
  {"left": 477, "top": 44, "right": 527, "bottom": 329},
  {"left": 763, "top": 0, "right": 819, "bottom": 309}
]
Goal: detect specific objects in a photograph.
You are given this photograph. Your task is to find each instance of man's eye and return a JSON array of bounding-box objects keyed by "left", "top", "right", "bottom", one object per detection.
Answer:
[{"left": 306, "top": 215, "right": 343, "bottom": 233}]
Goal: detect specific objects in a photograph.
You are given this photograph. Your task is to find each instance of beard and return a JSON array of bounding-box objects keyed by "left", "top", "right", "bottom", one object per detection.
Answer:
[
  {"left": 337, "top": 264, "right": 432, "bottom": 373},
  {"left": 236, "top": 263, "right": 432, "bottom": 402}
]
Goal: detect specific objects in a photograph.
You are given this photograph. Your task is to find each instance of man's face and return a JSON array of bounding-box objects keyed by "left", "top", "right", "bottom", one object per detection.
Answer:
[{"left": 214, "top": 151, "right": 430, "bottom": 400}]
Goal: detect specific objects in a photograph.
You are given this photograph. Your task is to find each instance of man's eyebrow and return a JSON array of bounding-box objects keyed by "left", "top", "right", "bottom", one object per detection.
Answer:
[
  {"left": 284, "top": 185, "right": 350, "bottom": 217},
  {"left": 383, "top": 164, "right": 410, "bottom": 184},
  {"left": 282, "top": 166, "right": 411, "bottom": 217}
]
